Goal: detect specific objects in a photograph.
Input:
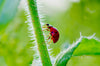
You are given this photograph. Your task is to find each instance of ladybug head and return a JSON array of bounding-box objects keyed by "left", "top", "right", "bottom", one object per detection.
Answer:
[
  {"left": 46, "top": 24, "right": 49, "bottom": 26},
  {"left": 48, "top": 26, "right": 52, "bottom": 29},
  {"left": 46, "top": 24, "right": 52, "bottom": 29}
]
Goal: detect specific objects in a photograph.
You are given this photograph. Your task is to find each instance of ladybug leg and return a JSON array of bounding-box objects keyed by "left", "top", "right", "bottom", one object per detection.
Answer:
[
  {"left": 42, "top": 25, "right": 47, "bottom": 28},
  {"left": 44, "top": 32, "right": 51, "bottom": 38},
  {"left": 46, "top": 29, "right": 49, "bottom": 31},
  {"left": 47, "top": 36, "right": 51, "bottom": 40},
  {"left": 45, "top": 35, "right": 51, "bottom": 42},
  {"left": 45, "top": 36, "right": 53, "bottom": 44},
  {"left": 42, "top": 28, "right": 49, "bottom": 31},
  {"left": 47, "top": 36, "right": 53, "bottom": 44},
  {"left": 44, "top": 34, "right": 50, "bottom": 38}
]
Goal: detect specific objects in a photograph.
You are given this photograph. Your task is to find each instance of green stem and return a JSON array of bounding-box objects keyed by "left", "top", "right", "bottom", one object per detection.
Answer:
[{"left": 27, "top": 0, "right": 52, "bottom": 66}]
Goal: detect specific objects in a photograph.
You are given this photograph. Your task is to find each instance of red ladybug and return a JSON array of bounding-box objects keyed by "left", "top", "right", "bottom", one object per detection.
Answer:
[{"left": 46, "top": 24, "right": 59, "bottom": 43}]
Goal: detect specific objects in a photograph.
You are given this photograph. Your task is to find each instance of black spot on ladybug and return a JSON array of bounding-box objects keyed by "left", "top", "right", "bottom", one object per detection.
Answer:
[
  {"left": 53, "top": 36, "right": 55, "bottom": 38},
  {"left": 55, "top": 32, "right": 57, "bottom": 33}
]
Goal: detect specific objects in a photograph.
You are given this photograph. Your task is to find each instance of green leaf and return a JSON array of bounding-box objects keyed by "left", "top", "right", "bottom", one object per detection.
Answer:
[
  {"left": 53, "top": 36, "right": 100, "bottom": 66},
  {"left": 0, "top": 0, "right": 20, "bottom": 30},
  {"left": 73, "top": 38, "right": 100, "bottom": 56}
]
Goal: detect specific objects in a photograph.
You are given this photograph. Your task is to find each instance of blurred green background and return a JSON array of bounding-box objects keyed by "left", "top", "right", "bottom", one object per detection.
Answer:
[{"left": 0, "top": 0, "right": 100, "bottom": 66}]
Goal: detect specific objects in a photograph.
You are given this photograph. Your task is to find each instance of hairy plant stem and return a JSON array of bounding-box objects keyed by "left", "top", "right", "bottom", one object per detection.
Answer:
[{"left": 27, "top": 0, "right": 52, "bottom": 66}]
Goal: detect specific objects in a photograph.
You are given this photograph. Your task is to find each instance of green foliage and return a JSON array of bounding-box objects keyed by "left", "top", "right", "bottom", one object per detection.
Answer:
[
  {"left": 0, "top": 10, "right": 34, "bottom": 66},
  {"left": 44, "top": 0, "right": 100, "bottom": 57},
  {"left": 0, "top": 0, "right": 100, "bottom": 66},
  {"left": 0, "top": 0, "right": 20, "bottom": 30},
  {"left": 73, "top": 38, "right": 100, "bottom": 56},
  {"left": 53, "top": 36, "right": 100, "bottom": 66},
  {"left": 27, "top": 0, "right": 52, "bottom": 66},
  {"left": 67, "top": 55, "right": 100, "bottom": 66}
]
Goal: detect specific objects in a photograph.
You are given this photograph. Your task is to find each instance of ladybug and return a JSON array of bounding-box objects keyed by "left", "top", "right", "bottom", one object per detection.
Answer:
[{"left": 45, "top": 24, "right": 59, "bottom": 43}]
